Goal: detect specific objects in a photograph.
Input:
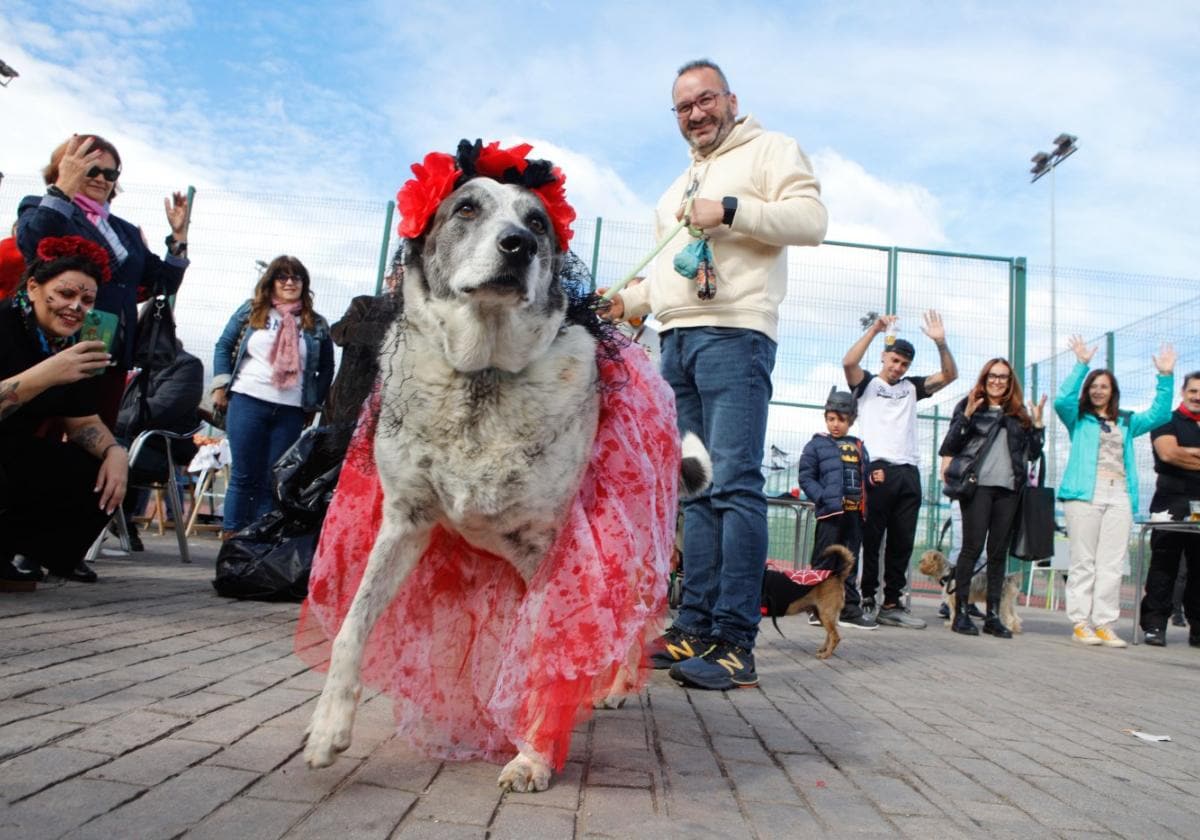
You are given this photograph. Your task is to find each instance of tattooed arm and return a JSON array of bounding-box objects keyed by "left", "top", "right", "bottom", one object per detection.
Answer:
[
  {"left": 0, "top": 341, "right": 111, "bottom": 423},
  {"left": 63, "top": 415, "right": 128, "bottom": 513}
]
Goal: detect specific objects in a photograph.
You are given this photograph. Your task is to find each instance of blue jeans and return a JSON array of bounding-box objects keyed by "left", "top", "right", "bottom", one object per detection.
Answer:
[
  {"left": 223, "top": 392, "right": 305, "bottom": 532},
  {"left": 661, "top": 327, "right": 776, "bottom": 651}
]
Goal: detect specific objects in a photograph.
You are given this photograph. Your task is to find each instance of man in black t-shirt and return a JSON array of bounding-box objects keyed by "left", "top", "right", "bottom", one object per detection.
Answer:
[{"left": 1140, "top": 372, "right": 1200, "bottom": 647}]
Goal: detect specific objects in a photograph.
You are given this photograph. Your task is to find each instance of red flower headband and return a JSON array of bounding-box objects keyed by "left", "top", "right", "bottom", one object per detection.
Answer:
[
  {"left": 397, "top": 139, "right": 576, "bottom": 251},
  {"left": 35, "top": 235, "right": 112, "bottom": 283}
]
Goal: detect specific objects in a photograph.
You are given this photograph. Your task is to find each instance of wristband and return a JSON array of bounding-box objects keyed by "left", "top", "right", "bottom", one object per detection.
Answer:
[
  {"left": 47, "top": 185, "right": 70, "bottom": 201},
  {"left": 165, "top": 234, "right": 188, "bottom": 256}
]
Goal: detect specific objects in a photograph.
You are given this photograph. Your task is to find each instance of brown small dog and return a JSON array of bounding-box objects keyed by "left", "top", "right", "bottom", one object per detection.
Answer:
[
  {"left": 918, "top": 549, "right": 1022, "bottom": 634},
  {"left": 761, "top": 545, "right": 855, "bottom": 659}
]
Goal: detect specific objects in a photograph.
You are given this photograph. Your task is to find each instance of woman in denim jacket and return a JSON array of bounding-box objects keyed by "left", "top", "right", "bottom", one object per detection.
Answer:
[
  {"left": 211, "top": 256, "right": 333, "bottom": 536},
  {"left": 1057, "top": 335, "right": 1174, "bottom": 648}
]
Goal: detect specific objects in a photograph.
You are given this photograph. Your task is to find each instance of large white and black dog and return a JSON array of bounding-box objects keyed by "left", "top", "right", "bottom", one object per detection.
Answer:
[{"left": 303, "top": 151, "right": 708, "bottom": 792}]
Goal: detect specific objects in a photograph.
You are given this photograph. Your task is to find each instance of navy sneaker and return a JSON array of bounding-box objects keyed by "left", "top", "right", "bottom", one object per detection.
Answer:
[
  {"left": 647, "top": 626, "right": 711, "bottom": 670},
  {"left": 967, "top": 603, "right": 985, "bottom": 619},
  {"left": 937, "top": 602, "right": 950, "bottom": 619},
  {"left": 669, "top": 639, "right": 757, "bottom": 690}
]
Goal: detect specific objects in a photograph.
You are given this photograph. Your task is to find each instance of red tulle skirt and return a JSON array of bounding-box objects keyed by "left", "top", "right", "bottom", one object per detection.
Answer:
[{"left": 295, "top": 342, "right": 679, "bottom": 769}]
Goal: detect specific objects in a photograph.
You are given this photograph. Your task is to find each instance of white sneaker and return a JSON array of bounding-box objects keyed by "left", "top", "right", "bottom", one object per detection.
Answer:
[
  {"left": 1072, "top": 622, "right": 1103, "bottom": 646},
  {"left": 1093, "top": 624, "right": 1127, "bottom": 648}
]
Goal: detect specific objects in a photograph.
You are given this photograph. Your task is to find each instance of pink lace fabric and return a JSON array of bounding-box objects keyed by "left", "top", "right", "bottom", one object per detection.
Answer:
[{"left": 296, "top": 342, "right": 679, "bottom": 769}]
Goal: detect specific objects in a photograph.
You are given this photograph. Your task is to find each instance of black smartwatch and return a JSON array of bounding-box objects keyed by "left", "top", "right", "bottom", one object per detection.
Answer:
[{"left": 721, "top": 195, "right": 738, "bottom": 226}]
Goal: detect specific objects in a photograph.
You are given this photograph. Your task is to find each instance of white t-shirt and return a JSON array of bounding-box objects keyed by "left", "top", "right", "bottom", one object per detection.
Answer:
[
  {"left": 852, "top": 372, "right": 930, "bottom": 467},
  {"left": 230, "top": 309, "right": 307, "bottom": 407}
]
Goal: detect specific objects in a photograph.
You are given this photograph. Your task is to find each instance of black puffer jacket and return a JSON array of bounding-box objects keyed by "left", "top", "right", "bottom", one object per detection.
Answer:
[{"left": 939, "top": 398, "right": 1044, "bottom": 491}]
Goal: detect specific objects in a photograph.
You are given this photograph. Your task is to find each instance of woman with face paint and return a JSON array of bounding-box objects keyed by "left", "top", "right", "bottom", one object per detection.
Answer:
[
  {"left": 16, "top": 134, "right": 191, "bottom": 429},
  {"left": 1057, "top": 334, "right": 1175, "bottom": 647},
  {"left": 0, "top": 236, "right": 127, "bottom": 588}
]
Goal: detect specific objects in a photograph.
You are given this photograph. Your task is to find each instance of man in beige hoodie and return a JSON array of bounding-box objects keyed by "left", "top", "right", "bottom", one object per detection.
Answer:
[{"left": 605, "top": 59, "right": 827, "bottom": 690}]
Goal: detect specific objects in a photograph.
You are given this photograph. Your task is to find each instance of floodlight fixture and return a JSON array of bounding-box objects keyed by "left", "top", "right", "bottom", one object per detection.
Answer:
[
  {"left": 0, "top": 59, "right": 18, "bottom": 87},
  {"left": 1030, "top": 151, "right": 1052, "bottom": 181},
  {"left": 1052, "top": 133, "right": 1077, "bottom": 163}
]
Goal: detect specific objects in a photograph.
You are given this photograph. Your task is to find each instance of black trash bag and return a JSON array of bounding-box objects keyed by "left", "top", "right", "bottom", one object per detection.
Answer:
[
  {"left": 213, "top": 511, "right": 317, "bottom": 601},
  {"left": 272, "top": 423, "right": 352, "bottom": 524}
]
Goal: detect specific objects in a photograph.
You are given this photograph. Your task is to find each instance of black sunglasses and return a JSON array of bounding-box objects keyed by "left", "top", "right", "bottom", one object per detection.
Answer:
[{"left": 86, "top": 166, "right": 121, "bottom": 182}]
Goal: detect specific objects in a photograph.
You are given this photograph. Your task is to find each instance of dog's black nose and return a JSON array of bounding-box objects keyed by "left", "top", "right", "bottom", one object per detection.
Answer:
[{"left": 497, "top": 226, "right": 537, "bottom": 266}]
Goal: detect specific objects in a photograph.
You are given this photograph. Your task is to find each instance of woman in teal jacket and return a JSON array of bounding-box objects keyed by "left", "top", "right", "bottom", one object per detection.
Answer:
[{"left": 1056, "top": 335, "right": 1174, "bottom": 648}]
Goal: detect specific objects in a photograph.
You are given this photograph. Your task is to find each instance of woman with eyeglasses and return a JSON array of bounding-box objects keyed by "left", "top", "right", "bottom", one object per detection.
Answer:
[
  {"left": 938, "top": 358, "right": 1045, "bottom": 637},
  {"left": 210, "top": 256, "right": 333, "bottom": 538},
  {"left": 16, "top": 134, "right": 191, "bottom": 427},
  {"left": 1057, "top": 335, "right": 1174, "bottom": 647}
]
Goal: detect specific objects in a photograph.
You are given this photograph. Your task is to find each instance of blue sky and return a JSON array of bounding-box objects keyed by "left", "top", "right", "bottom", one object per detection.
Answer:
[{"left": 2, "top": 0, "right": 1199, "bottom": 279}]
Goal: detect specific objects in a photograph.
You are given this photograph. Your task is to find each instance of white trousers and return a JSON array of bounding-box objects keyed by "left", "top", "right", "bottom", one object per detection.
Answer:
[{"left": 1064, "top": 477, "right": 1132, "bottom": 628}]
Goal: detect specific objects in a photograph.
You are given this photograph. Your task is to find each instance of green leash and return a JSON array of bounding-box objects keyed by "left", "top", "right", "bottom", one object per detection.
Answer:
[{"left": 598, "top": 196, "right": 699, "bottom": 302}]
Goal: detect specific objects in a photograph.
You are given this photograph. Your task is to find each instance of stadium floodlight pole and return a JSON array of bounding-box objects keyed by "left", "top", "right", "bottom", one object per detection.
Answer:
[
  {"left": 1030, "top": 132, "right": 1078, "bottom": 486},
  {"left": 0, "top": 59, "right": 19, "bottom": 86}
]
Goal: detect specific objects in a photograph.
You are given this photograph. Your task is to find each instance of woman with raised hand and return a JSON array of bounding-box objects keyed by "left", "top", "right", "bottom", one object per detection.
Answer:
[
  {"left": 17, "top": 134, "right": 191, "bottom": 427},
  {"left": 1057, "top": 335, "right": 1174, "bottom": 647},
  {"left": 1, "top": 236, "right": 128, "bottom": 588},
  {"left": 210, "top": 256, "right": 333, "bottom": 539},
  {"left": 939, "top": 358, "right": 1045, "bottom": 637}
]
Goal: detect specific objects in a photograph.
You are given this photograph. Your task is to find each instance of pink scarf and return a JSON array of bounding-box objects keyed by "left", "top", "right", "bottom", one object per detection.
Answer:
[
  {"left": 269, "top": 299, "right": 303, "bottom": 390},
  {"left": 72, "top": 194, "right": 110, "bottom": 227}
]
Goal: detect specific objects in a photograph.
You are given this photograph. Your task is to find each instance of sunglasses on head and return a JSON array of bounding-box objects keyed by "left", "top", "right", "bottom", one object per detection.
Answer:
[{"left": 86, "top": 166, "right": 121, "bottom": 182}]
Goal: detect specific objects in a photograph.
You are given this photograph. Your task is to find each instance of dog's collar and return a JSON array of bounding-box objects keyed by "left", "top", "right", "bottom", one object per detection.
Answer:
[{"left": 397, "top": 139, "right": 576, "bottom": 251}]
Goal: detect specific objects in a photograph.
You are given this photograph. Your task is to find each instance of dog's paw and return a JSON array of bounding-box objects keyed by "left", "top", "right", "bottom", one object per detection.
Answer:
[
  {"left": 497, "top": 751, "right": 551, "bottom": 793},
  {"left": 303, "top": 686, "right": 358, "bottom": 769},
  {"left": 594, "top": 694, "right": 627, "bottom": 710}
]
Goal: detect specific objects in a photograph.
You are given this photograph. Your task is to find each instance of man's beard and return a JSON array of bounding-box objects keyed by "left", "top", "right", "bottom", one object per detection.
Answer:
[{"left": 683, "top": 107, "right": 735, "bottom": 154}]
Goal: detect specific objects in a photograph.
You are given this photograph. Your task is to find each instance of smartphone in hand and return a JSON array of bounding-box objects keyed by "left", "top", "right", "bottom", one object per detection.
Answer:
[{"left": 79, "top": 309, "right": 119, "bottom": 375}]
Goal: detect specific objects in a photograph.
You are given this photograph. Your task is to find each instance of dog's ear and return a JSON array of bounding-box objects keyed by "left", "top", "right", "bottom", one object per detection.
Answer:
[{"left": 402, "top": 236, "right": 432, "bottom": 296}]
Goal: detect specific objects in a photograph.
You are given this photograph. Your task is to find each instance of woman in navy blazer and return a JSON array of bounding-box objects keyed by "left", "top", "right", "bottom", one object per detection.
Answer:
[{"left": 17, "top": 134, "right": 191, "bottom": 425}]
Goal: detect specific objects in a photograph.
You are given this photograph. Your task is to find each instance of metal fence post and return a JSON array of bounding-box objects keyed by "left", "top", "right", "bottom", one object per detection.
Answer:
[
  {"left": 1011, "top": 257, "right": 1027, "bottom": 388},
  {"left": 589, "top": 217, "right": 603, "bottom": 290},
  {"left": 886, "top": 247, "right": 898, "bottom": 314},
  {"left": 927, "top": 403, "right": 944, "bottom": 550},
  {"left": 1105, "top": 331, "right": 1115, "bottom": 372},
  {"left": 374, "top": 200, "right": 396, "bottom": 295}
]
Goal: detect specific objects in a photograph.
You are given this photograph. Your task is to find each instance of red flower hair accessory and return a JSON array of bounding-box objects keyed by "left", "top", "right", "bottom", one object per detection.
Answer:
[
  {"left": 35, "top": 235, "right": 112, "bottom": 283},
  {"left": 397, "top": 139, "right": 576, "bottom": 251}
]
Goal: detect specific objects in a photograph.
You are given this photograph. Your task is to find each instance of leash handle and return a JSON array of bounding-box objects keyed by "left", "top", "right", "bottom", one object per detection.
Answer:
[{"left": 599, "top": 195, "right": 697, "bottom": 302}]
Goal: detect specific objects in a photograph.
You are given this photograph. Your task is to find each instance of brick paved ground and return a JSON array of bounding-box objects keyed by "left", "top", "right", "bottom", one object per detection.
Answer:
[{"left": 2, "top": 536, "right": 1198, "bottom": 839}]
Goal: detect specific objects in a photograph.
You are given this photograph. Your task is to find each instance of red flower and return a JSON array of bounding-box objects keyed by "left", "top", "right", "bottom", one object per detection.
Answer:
[
  {"left": 396, "top": 141, "right": 575, "bottom": 250},
  {"left": 35, "top": 235, "right": 112, "bottom": 282},
  {"left": 532, "top": 166, "right": 576, "bottom": 249},
  {"left": 475, "top": 141, "right": 534, "bottom": 181},
  {"left": 397, "top": 152, "right": 459, "bottom": 239}
]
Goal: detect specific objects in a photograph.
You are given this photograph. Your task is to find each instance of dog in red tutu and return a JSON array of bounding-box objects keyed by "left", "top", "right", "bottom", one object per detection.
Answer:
[{"left": 300, "top": 140, "right": 709, "bottom": 792}]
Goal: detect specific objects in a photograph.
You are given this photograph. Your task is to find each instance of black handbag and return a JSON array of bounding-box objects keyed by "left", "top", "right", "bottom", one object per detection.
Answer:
[
  {"left": 1011, "top": 455, "right": 1056, "bottom": 561},
  {"left": 133, "top": 294, "right": 178, "bottom": 371},
  {"left": 132, "top": 294, "right": 179, "bottom": 427},
  {"left": 942, "top": 412, "right": 1003, "bottom": 502}
]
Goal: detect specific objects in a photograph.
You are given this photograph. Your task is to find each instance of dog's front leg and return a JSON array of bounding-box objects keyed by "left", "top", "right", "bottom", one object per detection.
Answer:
[
  {"left": 498, "top": 747, "right": 552, "bottom": 793},
  {"left": 305, "top": 517, "right": 430, "bottom": 768}
]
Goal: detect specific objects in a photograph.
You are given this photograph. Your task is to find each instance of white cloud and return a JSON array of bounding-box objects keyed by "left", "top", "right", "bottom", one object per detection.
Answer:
[{"left": 812, "top": 150, "right": 946, "bottom": 248}]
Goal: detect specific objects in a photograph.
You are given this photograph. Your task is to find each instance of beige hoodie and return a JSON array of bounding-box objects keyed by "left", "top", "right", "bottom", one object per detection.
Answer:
[{"left": 621, "top": 115, "right": 827, "bottom": 341}]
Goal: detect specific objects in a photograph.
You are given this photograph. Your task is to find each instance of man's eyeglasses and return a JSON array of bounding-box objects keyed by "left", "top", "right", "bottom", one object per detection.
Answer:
[
  {"left": 672, "top": 90, "right": 727, "bottom": 119},
  {"left": 274, "top": 275, "right": 303, "bottom": 286},
  {"left": 986, "top": 373, "right": 1011, "bottom": 382},
  {"left": 86, "top": 166, "right": 120, "bottom": 182}
]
